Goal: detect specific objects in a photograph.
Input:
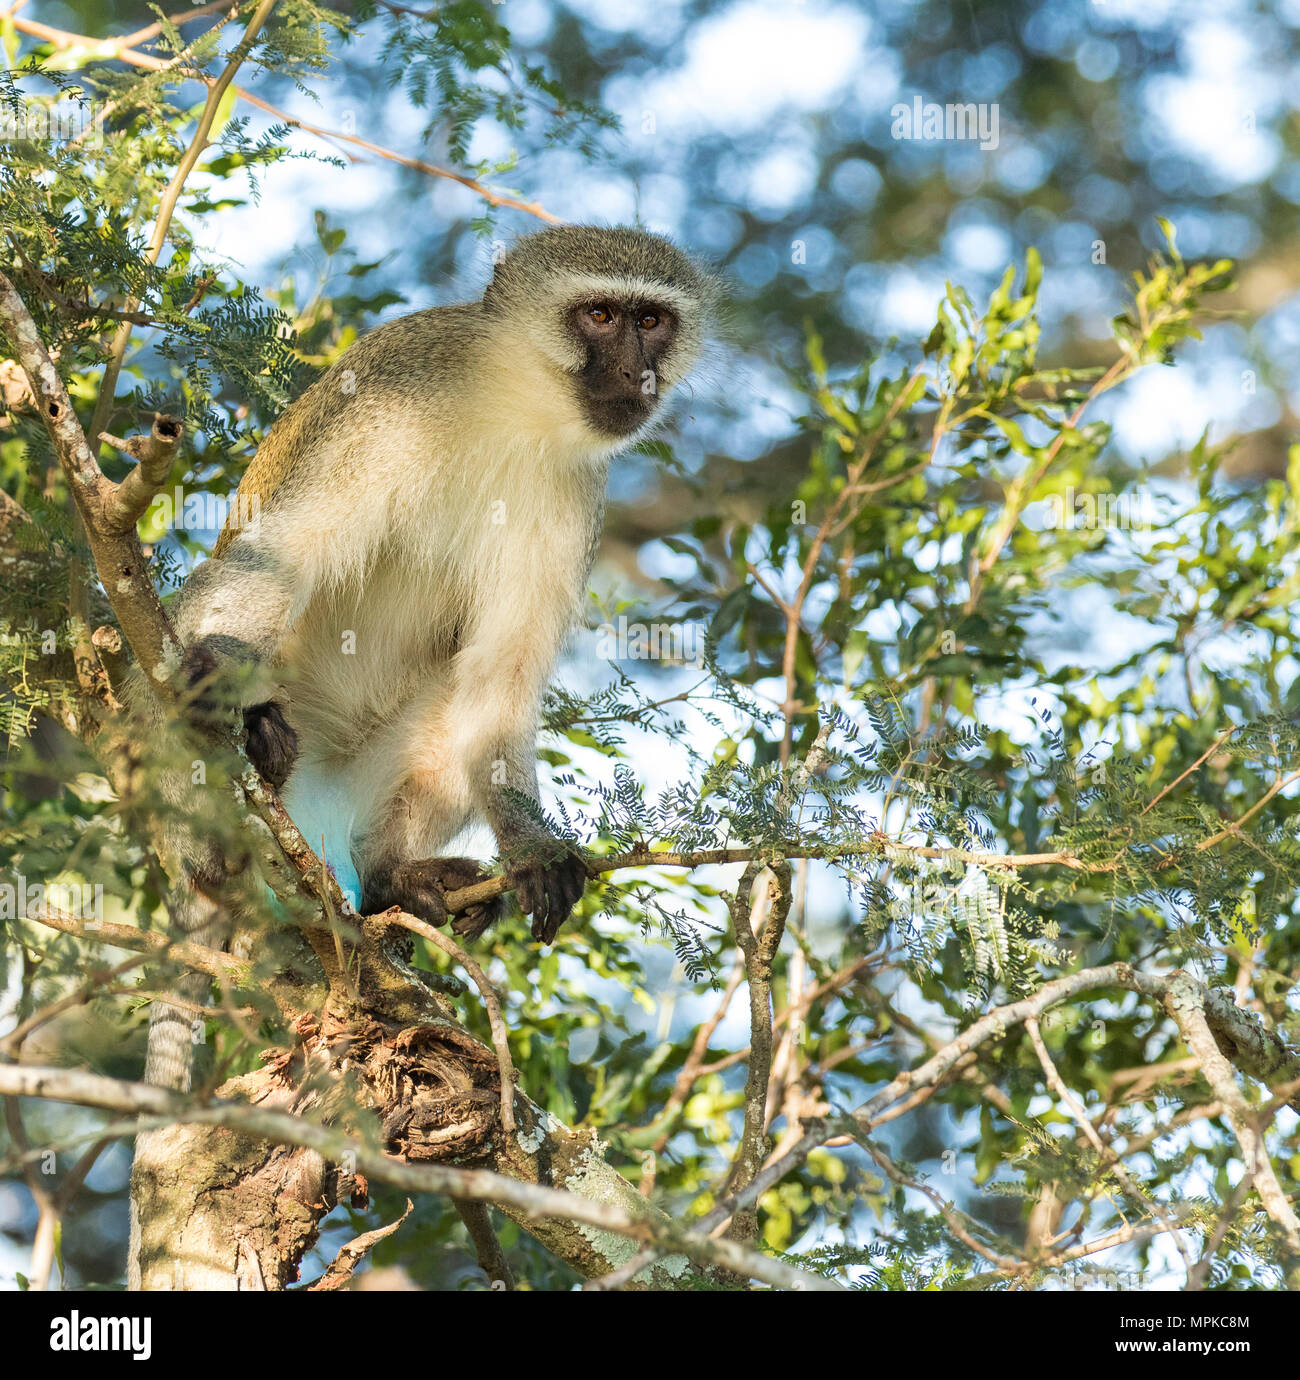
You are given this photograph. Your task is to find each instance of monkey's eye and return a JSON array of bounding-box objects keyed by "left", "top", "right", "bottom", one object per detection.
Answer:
[
  {"left": 588, "top": 304, "right": 615, "bottom": 325},
  {"left": 637, "top": 311, "right": 660, "bottom": 330}
]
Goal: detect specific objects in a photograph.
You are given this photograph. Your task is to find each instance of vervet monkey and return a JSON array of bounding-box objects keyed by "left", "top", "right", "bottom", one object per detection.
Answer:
[{"left": 141, "top": 225, "right": 716, "bottom": 1088}]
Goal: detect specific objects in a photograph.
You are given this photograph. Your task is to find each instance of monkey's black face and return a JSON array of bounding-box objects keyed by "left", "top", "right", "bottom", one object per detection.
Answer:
[{"left": 570, "top": 300, "right": 678, "bottom": 437}]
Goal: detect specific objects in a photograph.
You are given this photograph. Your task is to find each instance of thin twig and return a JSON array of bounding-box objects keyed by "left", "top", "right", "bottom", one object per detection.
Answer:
[
  {"left": 120, "top": 0, "right": 240, "bottom": 48},
  {"left": 453, "top": 1199, "right": 515, "bottom": 1290},
  {"left": 10, "top": 15, "right": 561, "bottom": 224},
  {"left": 308, "top": 1199, "right": 413, "bottom": 1290},
  {"left": 87, "top": 0, "right": 279, "bottom": 448},
  {"left": 1025, "top": 1016, "right": 1196, "bottom": 1270},
  {"left": 1139, "top": 726, "right": 1237, "bottom": 817}
]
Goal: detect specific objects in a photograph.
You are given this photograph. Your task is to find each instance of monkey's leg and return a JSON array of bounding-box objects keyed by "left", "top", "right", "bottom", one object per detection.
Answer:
[
  {"left": 345, "top": 691, "right": 504, "bottom": 938},
  {"left": 440, "top": 618, "right": 589, "bottom": 945},
  {"left": 353, "top": 576, "right": 589, "bottom": 945}
]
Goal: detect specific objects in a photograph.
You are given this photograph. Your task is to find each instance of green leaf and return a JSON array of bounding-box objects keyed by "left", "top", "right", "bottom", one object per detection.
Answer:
[{"left": 711, "top": 585, "right": 750, "bottom": 641}]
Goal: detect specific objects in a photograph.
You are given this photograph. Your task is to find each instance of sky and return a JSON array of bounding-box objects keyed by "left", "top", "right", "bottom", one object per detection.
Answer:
[{"left": 150, "top": 0, "right": 1292, "bottom": 469}]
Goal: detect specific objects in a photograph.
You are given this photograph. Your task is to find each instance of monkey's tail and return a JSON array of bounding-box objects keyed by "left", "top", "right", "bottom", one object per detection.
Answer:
[
  {"left": 142, "top": 868, "right": 224, "bottom": 1090},
  {"left": 129, "top": 882, "right": 222, "bottom": 1289},
  {"left": 143, "top": 968, "right": 211, "bottom": 1091}
]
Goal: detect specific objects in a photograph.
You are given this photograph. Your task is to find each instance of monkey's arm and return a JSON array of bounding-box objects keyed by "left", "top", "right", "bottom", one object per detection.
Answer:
[{"left": 171, "top": 539, "right": 302, "bottom": 785}]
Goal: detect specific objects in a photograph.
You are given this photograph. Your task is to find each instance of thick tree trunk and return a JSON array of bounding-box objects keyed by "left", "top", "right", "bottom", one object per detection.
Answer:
[
  {"left": 128, "top": 1085, "right": 331, "bottom": 1290},
  {"left": 126, "top": 918, "right": 695, "bottom": 1289}
]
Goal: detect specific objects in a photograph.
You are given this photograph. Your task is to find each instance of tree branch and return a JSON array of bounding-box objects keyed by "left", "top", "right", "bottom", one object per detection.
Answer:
[
  {"left": 99, "top": 414, "right": 185, "bottom": 534},
  {"left": 0, "top": 270, "right": 182, "bottom": 689},
  {"left": 19, "top": 905, "right": 249, "bottom": 988},
  {"left": 10, "top": 15, "right": 561, "bottom": 224},
  {"left": 695, "top": 963, "right": 1300, "bottom": 1248},
  {"left": 0, "top": 1063, "right": 838, "bottom": 1291},
  {"left": 1159, "top": 972, "right": 1300, "bottom": 1261},
  {"left": 723, "top": 862, "right": 792, "bottom": 1246}
]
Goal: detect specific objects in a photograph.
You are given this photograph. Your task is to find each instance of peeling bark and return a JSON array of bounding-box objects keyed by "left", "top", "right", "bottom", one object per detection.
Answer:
[
  {"left": 129, "top": 1079, "right": 332, "bottom": 1291},
  {"left": 126, "top": 918, "right": 704, "bottom": 1290}
]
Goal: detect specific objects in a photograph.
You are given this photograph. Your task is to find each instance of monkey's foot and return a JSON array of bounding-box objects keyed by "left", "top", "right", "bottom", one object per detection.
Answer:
[
  {"left": 362, "top": 857, "right": 504, "bottom": 940},
  {"left": 505, "top": 840, "right": 589, "bottom": 945},
  {"left": 244, "top": 702, "right": 298, "bottom": 788}
]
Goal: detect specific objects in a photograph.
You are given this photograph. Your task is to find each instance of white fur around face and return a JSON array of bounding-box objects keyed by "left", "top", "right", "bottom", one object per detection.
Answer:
[{"left": 520, "top": 279, "right": 703, "bottom": 389}]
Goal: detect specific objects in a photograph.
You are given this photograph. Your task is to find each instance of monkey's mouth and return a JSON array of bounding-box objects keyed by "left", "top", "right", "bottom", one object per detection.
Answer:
[
  {"left": 579, "top": 380, "right": 662, "bottom": 433},
  {"left": 580, "top": 391, "right": 658, "bottom": 438}
]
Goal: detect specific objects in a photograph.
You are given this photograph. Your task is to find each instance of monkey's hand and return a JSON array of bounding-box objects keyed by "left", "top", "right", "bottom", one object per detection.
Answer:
[
  {"left": 502, "top": 835, "right": 589, "bottom": 945},
  {"left": 243, "top": 702, "right": 298, "bottom": 789},
  {"left": 362, "top": 857, "right": 505, "bottom": 941},
  {"left": 181, "top": 643, "right": 299, "bottom": 789}
]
